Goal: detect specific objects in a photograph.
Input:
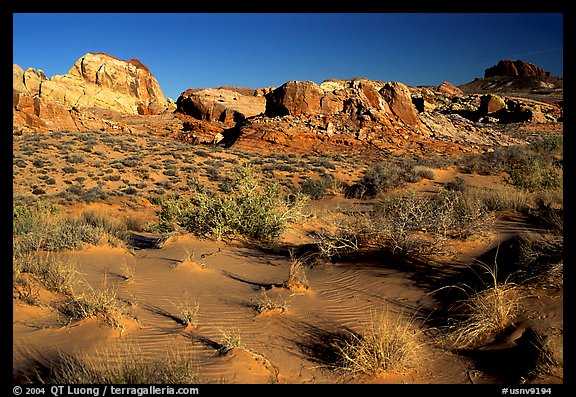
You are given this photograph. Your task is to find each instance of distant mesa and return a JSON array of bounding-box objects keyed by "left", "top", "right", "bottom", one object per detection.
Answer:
[{"left": 484, "top": 59, "right": 550, "bottom": 78}]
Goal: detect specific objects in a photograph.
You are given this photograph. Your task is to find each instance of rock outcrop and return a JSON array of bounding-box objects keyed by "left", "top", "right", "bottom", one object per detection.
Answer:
[
  {"left": 265, "top": 81, "right": 325, "bottom": 117},
  {"left": 176, "top": 88, "right": 266, "bottom": 124},
  {"left": 484, "top": 60, "right": 550, "bottom": 78},
  {"left": 262, "top": 79, "right": 421, "bottom": 127},
  {"left": 13, "top": 53, "right": 174, "bottom": 132},
  {"left": 437, "top": 81, "right": 463, "bottom": 96}
]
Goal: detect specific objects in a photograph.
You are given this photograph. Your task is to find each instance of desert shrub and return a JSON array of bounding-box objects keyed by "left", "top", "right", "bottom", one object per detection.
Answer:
[
  {"left": 153, "top": 165, "right": 307, "bottom": 241},
  {"left": 508, "top": 157, "right": 562, "bottom": 192},
  {"left": 314, "top": 210, "right": 379, "bottom": 259},
  {"left": 333, "top": 309, "right": 423, "bottom": 375},
  {"left": 62, "top": 166, "right": 77, "bottom": 174},
  {"left": 299, "top": 173, "right": 346, "bottom": 200},
  {"left": 13, "top": 203, "right": 127, "bottom": 254},
  {"left": 121, "top": 158, "right": 140, "bottom": 167},
  {"left": 373, "top": 190, "right": 493, "bottom": 254},
  {"left": 67, "top": 154, "right": 85, "bottom": 163},
  {"left": 347, "top": 160, "right": 425, "bottom": 198},
  {"left": 33, "top": 158, "right": 49, "bottom": 168}
]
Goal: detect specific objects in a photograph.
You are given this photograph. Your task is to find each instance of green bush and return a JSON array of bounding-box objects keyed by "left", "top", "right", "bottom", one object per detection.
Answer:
[
  {"left": 508, "top": 158, "right": 562, "bottom": 192},
  {"left": 13, "top": 203, "right": 127, "bottom": 254},
  {"left": 153, "top": 165, "right": 307, "bottom": 241},
  {"left": 299, "top": 173, "right": 345, "bottom": 200}
]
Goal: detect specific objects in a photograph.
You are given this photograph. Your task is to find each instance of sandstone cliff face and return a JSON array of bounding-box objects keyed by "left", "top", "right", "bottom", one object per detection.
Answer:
[
  {"left": 68, "top": 53, "right": 169, "bottom": 114},
  {"left": 484, "top": 60, "right": 550, "bottom": 78},
  {"left": 13, "top": 53, "right": 174, "bottom": 132}
]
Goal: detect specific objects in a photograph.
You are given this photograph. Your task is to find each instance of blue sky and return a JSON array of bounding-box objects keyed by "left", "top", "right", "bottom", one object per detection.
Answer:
[{"left": 13, "top": 13, "right": 563, "bottom": 100}]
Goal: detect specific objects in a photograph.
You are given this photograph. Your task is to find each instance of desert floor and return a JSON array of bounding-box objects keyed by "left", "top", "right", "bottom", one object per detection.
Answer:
[{"left": 12, "top": 126, "right": 563, "bottom": 384}]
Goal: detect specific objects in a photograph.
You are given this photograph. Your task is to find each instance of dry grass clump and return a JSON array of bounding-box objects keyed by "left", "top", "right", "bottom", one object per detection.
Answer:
[
  {"left": 334, "top": 309, "right": 424, "bottom": 375},
  {"left": 13, "top": 202, "right": 129, "bottom": 254},
  {"left": 170, "top": 296, "right": 200, "bottom": 327},
  {"left": 516, "top": 236, "right": 563, "bottom": 290},
  {"left": 19, "top": 343, "right": 203, "bottom": 384},
  {"left": 251, "top": 289, "right": 291, "bottom": 316},
  {"left": 283, "top": 250, "right": 310, "bottom": 291},
  {"left": 217, "top": 327, "right": 244, "bottom": 355},
  {"left": 442, "top": 262, "right": 526, "bottom": 350},
  {"left": 59, "top": 284, "right": 126, "bottom": 331},
  {"left": 466, "top": 184, "right": 530, "bottom": 212},
  {"left": 13, "top": 251, "right": 79, "bottom": 295}
]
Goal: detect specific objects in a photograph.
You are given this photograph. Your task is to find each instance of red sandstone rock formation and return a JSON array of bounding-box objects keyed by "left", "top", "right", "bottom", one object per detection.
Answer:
[
  {"left": 437, "top": 81, "right": 464, "bottom": 96},
  {"left": 484, "top": 60, "right": 550, "bottom": 78}
]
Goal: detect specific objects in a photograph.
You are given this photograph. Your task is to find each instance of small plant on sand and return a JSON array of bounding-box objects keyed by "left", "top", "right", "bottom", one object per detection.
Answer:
[
  {"left": 170, "top": 296, "right": 200, "bottom": 327},
  {"left": 251, "top": 289, "right": 290, "bottom": 315},
  {"left": 283, "top": 250, "right": 310, "bottom": 291},
  {"left": 334, "top": 309, "right": 424, "bottom": 375},
  {"left": 118, "top": 260, "right": 136, "bottom": 283},
  {"left": 217, "top": 327, "right": 244, "bottom": 355},
  {"left": 60, "top": 283, "right": 126, "bottom": 332}
]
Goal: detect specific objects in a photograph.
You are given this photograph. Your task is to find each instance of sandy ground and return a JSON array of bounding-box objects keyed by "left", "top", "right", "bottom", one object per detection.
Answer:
[{"left": 13, "top": 202, "right": 563, "bottom": 384}]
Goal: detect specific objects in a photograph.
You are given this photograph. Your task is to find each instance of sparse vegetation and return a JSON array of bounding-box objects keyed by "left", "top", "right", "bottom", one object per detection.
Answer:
[
  {"left": 19, "top": 344, "right": 204, "bottom": 384},
  {"left": 13, "top": 202, "right": 130, "bottom": 254},
  {"left": 151, "top": 165, "right": 307, "bottom": 241}
]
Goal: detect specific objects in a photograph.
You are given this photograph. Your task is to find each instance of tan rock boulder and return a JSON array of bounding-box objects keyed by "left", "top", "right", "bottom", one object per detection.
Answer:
[
  {"left": 13, "top": 65, "right": 47, "bottom": 95},
  {"left": 480, "top": 94, "right": 507, "bottom": 114},
  {"left": 380, "top": 82, "right": 420, "bottom": 126},
  {"left": 13, "top": 92, "right": 77, "bottom": 130},
  {"left": 176, "top": 88, "right": 266, "bottom": 124},
  {"left": 13, "top": 53, "right": 176, "bottom": 132}
]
